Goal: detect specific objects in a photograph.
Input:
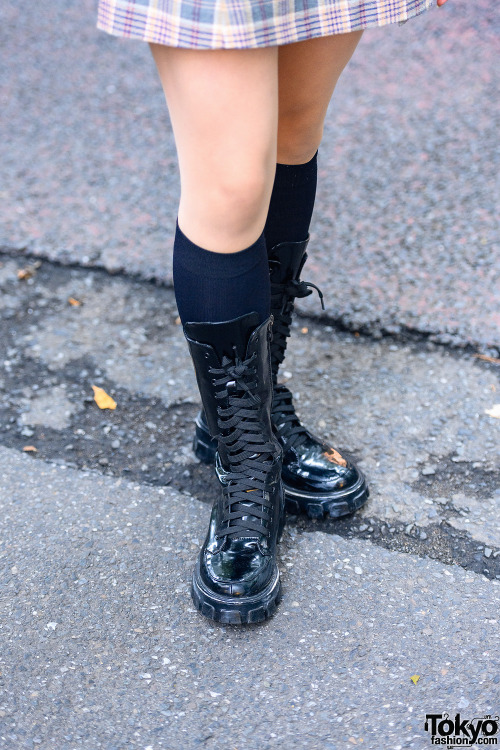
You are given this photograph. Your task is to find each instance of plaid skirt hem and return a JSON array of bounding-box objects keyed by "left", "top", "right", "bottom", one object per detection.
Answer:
[{"left": 97, "top": 0, "right": 433, "bottom": 49}]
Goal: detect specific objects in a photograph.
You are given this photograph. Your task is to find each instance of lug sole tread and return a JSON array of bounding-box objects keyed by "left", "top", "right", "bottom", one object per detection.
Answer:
[
  {"left": 191, "top": 574, "right": 282, "bottom": 625},
  {"left": 285, "top": 481, "right": 370, "bottom": 519}
]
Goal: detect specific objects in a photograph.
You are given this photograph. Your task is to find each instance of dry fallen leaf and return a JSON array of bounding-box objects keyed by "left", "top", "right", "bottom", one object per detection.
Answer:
[
  {"left": 68, "top": 297, "right": 82, "bottom": 306},
  {"left": 17, "top": 261, "right": 41, "bottom": 281},
  {"left": 474, "top": 354, "right": 500, "bottom": 365},
  {"left": 410, "top": 675, "right": 420, "bottom": 685},
  {"left": 23, "top": 445, "right": 38, "bottom": 452},
  {"left": 92, "top": 385, "right": 117, "bottom": 410},
  {"left": 485, "top": 404, "right": 500, "bottom": 419},
  {"left": 324, "top": 447, "right": 347, "bottom": 467}
]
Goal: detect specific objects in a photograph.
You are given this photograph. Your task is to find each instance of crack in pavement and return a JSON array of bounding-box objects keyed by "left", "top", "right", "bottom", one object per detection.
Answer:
[
  {"left": 1, "top": 349, "right": 498, "bottom": 582},
  {"left": 2, "top": 245, "right": 499, "bottom": 356},
  {"left": 1, "top": 252, "right": 499, "bottom": 582}
]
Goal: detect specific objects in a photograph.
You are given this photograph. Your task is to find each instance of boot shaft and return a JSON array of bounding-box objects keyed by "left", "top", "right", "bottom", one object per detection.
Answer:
[
  {"left": 268, "top": 237, "right": 309, "bottom": 313},
  {"left": 268, "top": 238, "right": 309, "bottom": 381},
  {"left": 268, "top": 237, "right": 325, "bottom": 383},
  {"left": 184, "top": 312, "right": 275, "bottom": 452}
]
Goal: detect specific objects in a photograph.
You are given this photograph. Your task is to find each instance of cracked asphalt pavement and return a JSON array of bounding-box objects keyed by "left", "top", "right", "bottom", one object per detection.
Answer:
[
  {"left": 1, "top": 0, "right": 499, "bottom": 350},
  {"left": 0, "top": 256, "right": 499, "bottom": 749},
  {"left": 1, "top": 0, "right": 499, "bottom": 746}
]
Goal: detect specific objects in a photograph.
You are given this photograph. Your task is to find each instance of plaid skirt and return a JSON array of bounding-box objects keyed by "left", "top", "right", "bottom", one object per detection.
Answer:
[{"left": 97, "top": 0, "right": 433, "bottom": 49}]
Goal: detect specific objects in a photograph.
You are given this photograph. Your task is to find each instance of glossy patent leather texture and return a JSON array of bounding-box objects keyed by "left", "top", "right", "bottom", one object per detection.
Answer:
[
  {"left": 192, "top": 238, "right": 369, "bottom": 520},
  {"left": 271, "top": 384, "right": 368, "bottom": 518},
  {"left": 184, "top": 312, "right": 284, "bottom": 624}
]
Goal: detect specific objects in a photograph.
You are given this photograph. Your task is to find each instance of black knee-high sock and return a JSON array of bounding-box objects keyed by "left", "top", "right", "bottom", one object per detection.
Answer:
[
  {"left": 263, "top": 151, "right": 318, "bottom": 250},
  {"left": 173, "top": 221, "right": 271, "bottom": 326}
]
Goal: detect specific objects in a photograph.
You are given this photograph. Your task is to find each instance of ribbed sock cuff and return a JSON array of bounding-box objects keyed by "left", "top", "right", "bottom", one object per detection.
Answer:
[{"left": 174, "top": 221, "right": 267, "bottom": 279}]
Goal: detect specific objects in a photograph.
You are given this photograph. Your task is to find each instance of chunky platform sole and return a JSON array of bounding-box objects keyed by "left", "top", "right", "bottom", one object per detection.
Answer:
[
  {"left": 191, "top": 562, "right": 282, "bottom": 625},
  {"left": 193, "top": 418, "right": 369, "bottom": 520},
  {"left": 283, "top": 475, "right": 369, "bottom": 519}
]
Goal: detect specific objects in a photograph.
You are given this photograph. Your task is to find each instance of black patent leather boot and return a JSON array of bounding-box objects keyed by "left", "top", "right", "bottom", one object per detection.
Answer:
[
  {"left": 266, "top": 237, "right": 369, "bottom": 518},
  {"left": 184, "top": 312, "right": 284, "bottom": 624},
  {"left": 192, "top": 239, "right": 369, "bottom": 520}
]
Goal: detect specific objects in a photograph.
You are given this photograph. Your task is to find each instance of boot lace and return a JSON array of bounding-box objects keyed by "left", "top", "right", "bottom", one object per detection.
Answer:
[
  {"left": 270, "top": 276, "right": 325, "bottom": 451},
  {"left": 271, "top": 383, "right": 310, "bottom": 451},
  {"left": 270, "top": 277, "right": 324, "bottom": 376},
  {"left": 208, "top": 348, "right": 279, "bottom": 540}
]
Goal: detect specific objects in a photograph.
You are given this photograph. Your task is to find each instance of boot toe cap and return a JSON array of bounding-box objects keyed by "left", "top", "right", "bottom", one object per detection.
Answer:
[
  {"left": 200, "top": 541, "right": 275, "bottom": 598},
  {"left": 282, "top": 440, "right": 361, "bottom": 493}
]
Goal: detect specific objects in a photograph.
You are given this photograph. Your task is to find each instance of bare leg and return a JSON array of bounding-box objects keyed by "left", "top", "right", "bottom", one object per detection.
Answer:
[
  {"left": 150, "top": 44, "right": 279, "bottom": 253},
  {"left": 277, "top": 31, "right": 363, "bottom": 164}
]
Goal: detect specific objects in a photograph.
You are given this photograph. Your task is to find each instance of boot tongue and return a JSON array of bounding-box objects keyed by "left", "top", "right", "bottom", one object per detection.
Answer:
[
  {"left": 268, "top": 238, "right": 309, "bottom": 284},
  {"left": 184, "top": 311, "right": 260, "bottom": 362}
]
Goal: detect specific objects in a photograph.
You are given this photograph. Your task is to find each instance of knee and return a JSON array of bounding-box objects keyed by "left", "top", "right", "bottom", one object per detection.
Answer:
[
  {"left": 191, "top": 161, "right": 274, "bottom": 235},
  {"left": 216, "top": 169, "right": 271, "bottom": 226},
  {"left": 277, "top": 106, "right": 323, "bottom": 164}
]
